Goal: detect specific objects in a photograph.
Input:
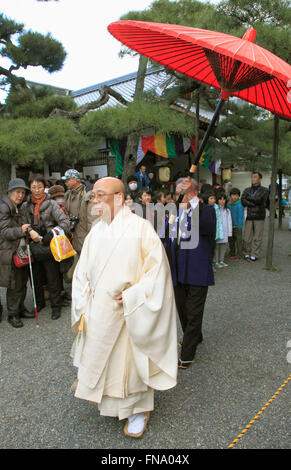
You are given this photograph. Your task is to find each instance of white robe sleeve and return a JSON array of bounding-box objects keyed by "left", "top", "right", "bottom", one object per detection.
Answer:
[
  {"left": 71, "top": 234, "right": 91, "bottom": 330},
  {"left": 122, "top": 221, "right": 178, "bottom": 390}
]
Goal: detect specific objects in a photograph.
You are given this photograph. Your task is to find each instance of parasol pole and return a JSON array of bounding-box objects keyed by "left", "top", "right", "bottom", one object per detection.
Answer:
[{"left": 189, "top": 90, "right": 230, "bottom": 174}]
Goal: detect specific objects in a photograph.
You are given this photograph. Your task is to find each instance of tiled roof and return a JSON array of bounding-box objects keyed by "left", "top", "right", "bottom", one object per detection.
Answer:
[
  {"left": 72, "top": 67, "right": 167, "bottom": 107},
  {"left": 72, "top": 67, "right": 213, "bottom": 122}
]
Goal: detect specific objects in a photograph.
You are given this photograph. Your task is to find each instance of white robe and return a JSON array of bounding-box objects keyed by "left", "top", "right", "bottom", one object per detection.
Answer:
[{"left": 70, "top": 205, "right": 178, "bottom": 419}]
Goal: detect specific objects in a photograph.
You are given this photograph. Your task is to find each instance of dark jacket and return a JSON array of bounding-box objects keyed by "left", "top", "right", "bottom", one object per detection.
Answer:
[
  {"left": 163, "top": 201, "right": 216, "bottom": 287},
  {"left": 241, "top": 184, "right": 269, "bottom": 221},
  {"left": 22, "top": 194, "right": 70, "bottom": 234},
  {"left": 0, "top": 195, "right": 25, "bottom": 288}
]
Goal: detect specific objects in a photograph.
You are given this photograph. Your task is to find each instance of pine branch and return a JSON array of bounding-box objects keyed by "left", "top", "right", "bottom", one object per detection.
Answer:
[
  {"left": 0, "top": 65, "right": 27, "bottom": 89},
  {"left": 101, "top": 85, "right": 129, "bottom": 106},
  {"left": 49, "top": 88, "right": 110, "bottom": 120}
]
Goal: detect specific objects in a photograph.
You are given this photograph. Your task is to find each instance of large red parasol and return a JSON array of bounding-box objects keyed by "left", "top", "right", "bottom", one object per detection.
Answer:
[{"left": 108, "top": 20, "right": 291, "bottom": 172}]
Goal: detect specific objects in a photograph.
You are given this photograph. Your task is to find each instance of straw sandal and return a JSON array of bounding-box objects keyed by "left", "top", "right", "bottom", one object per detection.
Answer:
[
  {"left": 71, "top": 378, "right": 78, "bottom": 391},
  {"left": 123, "top": 411, "right": 150, "bottom": 438},
  {"left": 178, "top": 359, "right": 194, "bottom": 369}
]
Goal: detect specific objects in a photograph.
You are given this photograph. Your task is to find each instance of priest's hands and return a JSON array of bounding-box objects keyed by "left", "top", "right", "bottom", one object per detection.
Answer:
[{"left": 115, "top": 293, "right": 123, "bottom": 306}]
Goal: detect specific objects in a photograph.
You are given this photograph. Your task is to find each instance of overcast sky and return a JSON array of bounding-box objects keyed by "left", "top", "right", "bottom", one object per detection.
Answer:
[{"left": 0, "top": 0, "right": 219, "bottom": 101}]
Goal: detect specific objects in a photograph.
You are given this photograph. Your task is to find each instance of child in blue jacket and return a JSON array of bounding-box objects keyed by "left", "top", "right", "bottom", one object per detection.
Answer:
[{"left": 227, "top": 188, "right": 244, "bottom": 259}]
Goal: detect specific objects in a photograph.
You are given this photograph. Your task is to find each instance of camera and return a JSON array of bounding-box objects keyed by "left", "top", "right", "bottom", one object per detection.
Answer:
[{"left": 69, "top": 215, "right": 79, "bottom": 232}]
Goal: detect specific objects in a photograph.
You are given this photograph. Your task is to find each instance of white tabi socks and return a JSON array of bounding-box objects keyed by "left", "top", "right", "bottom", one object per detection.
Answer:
[{"left": 127, "top": 412, "right": 147, "bottom": 434}]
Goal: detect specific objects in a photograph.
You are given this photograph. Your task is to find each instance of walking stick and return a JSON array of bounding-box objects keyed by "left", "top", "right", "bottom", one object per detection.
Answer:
[{"left": 26, "top": 234, "right": 39, "bottom": 328}]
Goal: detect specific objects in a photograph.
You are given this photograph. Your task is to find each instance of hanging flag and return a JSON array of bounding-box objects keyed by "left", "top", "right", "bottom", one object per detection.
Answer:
[
  {"left": 199, "top": 142, "right": 211, "bottom": 169},
  {"left": 110, "top": 135, "right": 220, "bottom": 176},
  {"left": 138, "top": 134, "right": 196, "bottom": 160},
  {"left": 140, "top": 134, "right": 177, "bottom": 159},
  {"left": 182, "top": 137, "right": 196, "bottom": 154},
  {"left": 109, "top": 137, "right": 127, "bottom": 176},
  {"left": 136, "top": 138, "right": 145, "bottom": 165}
]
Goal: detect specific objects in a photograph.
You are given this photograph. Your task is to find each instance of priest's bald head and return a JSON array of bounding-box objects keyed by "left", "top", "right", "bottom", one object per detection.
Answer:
[{"left": 91, "top": 177, "right": 125, "bottom": 222}]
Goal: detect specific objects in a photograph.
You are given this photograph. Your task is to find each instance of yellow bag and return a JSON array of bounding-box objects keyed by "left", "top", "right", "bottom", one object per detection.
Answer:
[{"left": 50, "top": 227, "right": 76, "bottom": 262}]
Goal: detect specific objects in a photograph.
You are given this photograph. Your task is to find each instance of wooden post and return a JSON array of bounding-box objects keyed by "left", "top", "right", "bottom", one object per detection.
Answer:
[
  {"left": 265, "top": 115, "right": 279, "bottom": 270},
  {"left": 278, "top": 168, "right": 283, "bottom": 229}
]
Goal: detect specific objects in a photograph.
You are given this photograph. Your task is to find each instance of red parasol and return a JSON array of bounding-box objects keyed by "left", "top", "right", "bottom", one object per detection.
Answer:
[{"left": 108, "top": 21, "right": 291, "bottom": 172}]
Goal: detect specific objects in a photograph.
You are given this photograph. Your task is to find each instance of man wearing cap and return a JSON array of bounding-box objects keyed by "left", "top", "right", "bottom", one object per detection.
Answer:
[{"left": 62, "top": 169, "right": 86, "bottom": 258}]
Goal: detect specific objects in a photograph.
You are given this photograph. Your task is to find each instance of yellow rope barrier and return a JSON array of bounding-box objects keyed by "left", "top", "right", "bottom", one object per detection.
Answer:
[{"left": 228, "top": 375, "right": 291, "bottom": 449}]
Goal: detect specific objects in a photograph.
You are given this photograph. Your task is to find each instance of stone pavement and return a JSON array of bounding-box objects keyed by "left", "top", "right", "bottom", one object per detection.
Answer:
[{"left": 0, "top": 218, "right": 290, "bottom": 450}]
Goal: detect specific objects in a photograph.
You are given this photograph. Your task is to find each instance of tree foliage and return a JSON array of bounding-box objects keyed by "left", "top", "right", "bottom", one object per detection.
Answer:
[
  {"left": 0, "top": 116, "right": 96, "bottom": 167},
  {"left": 79, "top": 98, "right": 196, "bottom": 140},
  {"left": 3, "top": 85, "right": 76, "bottom": 118},
  {"left": 0, "top": 13, "right": 66, "bottom": 92}
]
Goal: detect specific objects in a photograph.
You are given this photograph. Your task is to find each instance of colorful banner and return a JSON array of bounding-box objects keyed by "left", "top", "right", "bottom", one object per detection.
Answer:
[
  {"left": 109, "top": 134, "right": 220, "bottom": 176},
  {"left": 137, "top": 134, "right": 196, "bottom": 161}
]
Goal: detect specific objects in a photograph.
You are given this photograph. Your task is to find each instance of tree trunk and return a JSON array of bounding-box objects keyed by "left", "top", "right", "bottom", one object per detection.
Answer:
[
  {"left": 121, "top": 55, "right": 148, "bottom": 184},
  {"left": 278, "top": 168, "right": 283, "bottom": 228},
  {"left": 265, "top": 115, "right": 279, "bottom": 270},
  {"left": 0, "top": 161, "right": 12, "bottom": 198}
]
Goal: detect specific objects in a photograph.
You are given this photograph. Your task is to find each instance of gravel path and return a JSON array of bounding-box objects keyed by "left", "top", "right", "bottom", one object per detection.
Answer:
[{"left": 0, "top": 218, "right": 290, "bottom": 449}]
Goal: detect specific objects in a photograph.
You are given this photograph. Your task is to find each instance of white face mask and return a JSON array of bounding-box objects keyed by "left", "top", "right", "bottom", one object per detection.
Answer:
[
  {"left": 55, "top": 197, "right": 65, "bottom": 206},
  {"left": 129, "top": 183, "right": 138, "bottom": 191}
]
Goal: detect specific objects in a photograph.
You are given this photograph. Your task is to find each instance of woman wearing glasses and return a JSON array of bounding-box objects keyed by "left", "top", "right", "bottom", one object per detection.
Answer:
[{"left": 22, "top": 174, "right": 70, "bottom": 320}]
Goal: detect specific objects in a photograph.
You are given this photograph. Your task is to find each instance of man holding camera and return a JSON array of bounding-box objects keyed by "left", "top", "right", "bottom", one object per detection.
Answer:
[
  {"left": 62, "top": 170, "right": 86, "bottom": 278},
  {"left": 62, "top": 169, "right": 85, "bottom": 252}
]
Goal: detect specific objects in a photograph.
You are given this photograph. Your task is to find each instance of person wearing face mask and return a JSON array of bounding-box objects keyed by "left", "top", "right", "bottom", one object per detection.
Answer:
[{"left": 126, "top": 175, "right": 139, "bottom": 201}]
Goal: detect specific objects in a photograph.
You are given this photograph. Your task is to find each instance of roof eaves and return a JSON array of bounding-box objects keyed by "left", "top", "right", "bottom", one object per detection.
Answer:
[{"left": 72, "top": 66, "right": 164, "bottom": 97}]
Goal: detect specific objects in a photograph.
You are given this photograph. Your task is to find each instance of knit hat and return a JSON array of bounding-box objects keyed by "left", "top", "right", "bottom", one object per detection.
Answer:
[
  {"left": 48, "top": 185, "right": 65, "bottom": 199},
  {"left": 127, "top": 174, "right": 138, "bottom": 184},
  {"left": 7, "top": 178, "right": 29, "bottom": 193},
  {"left": 62, "top": 169, "right": 81, "bottom": 180}
]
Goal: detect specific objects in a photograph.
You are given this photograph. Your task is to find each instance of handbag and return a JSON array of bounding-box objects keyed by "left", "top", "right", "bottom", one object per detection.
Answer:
[
  {"left": 13, "top": 244, "right": 33, "bottom": 268},
  {"left": 50, "top": 227, "right": 76, "bottom": 262},
  {"left": 30, "top": 241, "right": 53, "bottom": 262}
]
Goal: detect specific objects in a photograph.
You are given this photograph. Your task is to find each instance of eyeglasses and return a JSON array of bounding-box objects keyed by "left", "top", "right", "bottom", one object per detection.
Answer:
[{"left": 89, "top": 191, "right": 120, "bottom": 201}]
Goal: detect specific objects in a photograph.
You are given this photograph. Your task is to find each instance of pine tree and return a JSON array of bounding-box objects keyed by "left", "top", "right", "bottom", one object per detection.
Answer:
[{"left": 0, "top": 13, "right": 66, "bottom": 94}]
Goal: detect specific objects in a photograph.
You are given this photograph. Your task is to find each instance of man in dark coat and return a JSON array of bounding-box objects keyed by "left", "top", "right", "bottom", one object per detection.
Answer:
[
  {"left": 163, "top": 177, "right": 216, "bottom": 369},
  {"left": 241, "top": 172, "right": 269, "bottom": 261}
]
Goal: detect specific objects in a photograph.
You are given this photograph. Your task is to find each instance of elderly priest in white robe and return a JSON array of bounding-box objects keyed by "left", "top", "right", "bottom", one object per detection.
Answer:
[{"left": 70, "top": 177, "right": 178, "bottom": 438}]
